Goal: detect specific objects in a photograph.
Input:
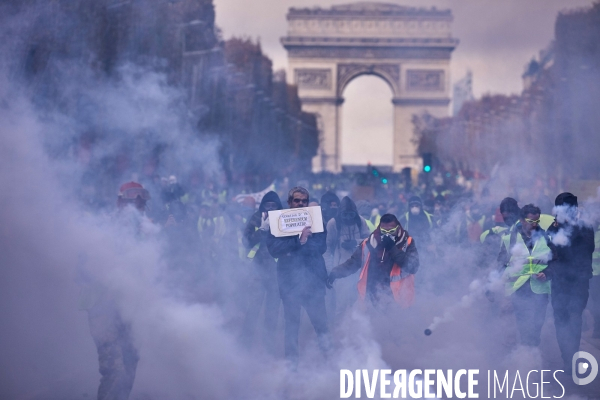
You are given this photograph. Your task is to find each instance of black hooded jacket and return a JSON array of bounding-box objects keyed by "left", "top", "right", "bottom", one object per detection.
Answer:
[
  {"left": 321, "top": 190, "right": 340, "bottom": 225},
  {"left": 243, "top": 191, "right": 283, "bottom": 264}
]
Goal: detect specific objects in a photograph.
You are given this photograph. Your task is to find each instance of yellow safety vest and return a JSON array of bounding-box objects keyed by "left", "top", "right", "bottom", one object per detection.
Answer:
[
  {"left": 539, "top": 214, "right": 554, "bottom": 231},
  {"left": 502, "top": 231, "right": 552, "bottom": 296},
  {"left": 197, "top": 216, "right": 226, "bottom": 237},
  {"left": 480, "top": 226, "right": 507, "bottom": 243},
  {"left": 246, "top": 227, "right": 277, "bottom": 262},
  {"left": 370, "top": 214, "right": 381, "bottom": 229},
  {"left": 403, "top": 211, "right": 433, "bottom": 231}
]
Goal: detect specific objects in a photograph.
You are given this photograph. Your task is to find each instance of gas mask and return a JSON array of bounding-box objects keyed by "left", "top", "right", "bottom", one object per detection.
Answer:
[
  {"left": 380, "top": 226, "right": 399, "bottom": 239},
  {"left": 410, "top": 206, "right": 420, "bottom": 216}
]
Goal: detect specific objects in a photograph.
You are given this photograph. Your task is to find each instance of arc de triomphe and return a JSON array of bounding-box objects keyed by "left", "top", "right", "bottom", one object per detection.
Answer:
[{"left": 282, "top": 2, "right": 458, "bottom": 173}]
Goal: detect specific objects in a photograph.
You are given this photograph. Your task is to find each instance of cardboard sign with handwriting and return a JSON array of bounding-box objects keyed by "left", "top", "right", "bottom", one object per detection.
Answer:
[{"left": 268, "top": 206, "right": 324, "bottom": 237}]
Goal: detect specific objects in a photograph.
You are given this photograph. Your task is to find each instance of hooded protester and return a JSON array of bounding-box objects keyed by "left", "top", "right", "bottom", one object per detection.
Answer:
[
  {"left": 240, "top": 191, "right": 283, "bottom": 354},
  {"left": 545, "top": 193, "right": 595, "bottom": 372},
  {"left": 266, "top": 187, "right": 330, "bottom": 368},
  {"left": 325, "top": 196, "right": 371, "bottom": 320},
  {"left": 327, "top": 214, "right": 419, "bottom": 308},
  {"left": 399, "top": 196, "right": 433, "bottom": 246},
  {"left": 320, "top": 190, "right": 340, "bottom": 226}
]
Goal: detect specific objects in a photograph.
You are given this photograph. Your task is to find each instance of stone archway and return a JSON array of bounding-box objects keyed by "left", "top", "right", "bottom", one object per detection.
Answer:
[{"left": 282, "top": 2, "right": 458, "bottom": 173}]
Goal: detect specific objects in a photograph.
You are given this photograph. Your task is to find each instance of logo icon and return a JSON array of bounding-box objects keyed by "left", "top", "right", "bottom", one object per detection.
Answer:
[{"left": 572, "top": 351, "right": 598, "bottom": 385}]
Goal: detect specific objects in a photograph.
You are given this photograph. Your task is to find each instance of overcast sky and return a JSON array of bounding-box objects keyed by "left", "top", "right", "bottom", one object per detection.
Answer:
[{"left": 213, "top": 0, "right": 595, "bottom": 166}]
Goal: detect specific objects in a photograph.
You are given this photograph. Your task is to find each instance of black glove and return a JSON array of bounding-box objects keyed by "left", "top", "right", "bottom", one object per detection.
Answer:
[{"left": 381, "top": 235, "right": 396, "bottom": 250}]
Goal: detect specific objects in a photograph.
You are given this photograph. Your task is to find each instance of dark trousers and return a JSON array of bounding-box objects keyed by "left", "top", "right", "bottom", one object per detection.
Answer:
[
  {"left": 88, "top": 305, "right": 138, "bottom": 400},
  {"left": 589, "top": 275, "right": 600, "bottom": 337},
  {"left": 240, "top": 270, "right": 281, "bottom": 355},
  {"left": 281, "top": 291, "right": 330, "bottom": 367},
  {"left": 551, "top": 278, "right": 590, "bottom": 367},
  {"left": 511, "top": 283, "right": 548, "bottom": 347}
]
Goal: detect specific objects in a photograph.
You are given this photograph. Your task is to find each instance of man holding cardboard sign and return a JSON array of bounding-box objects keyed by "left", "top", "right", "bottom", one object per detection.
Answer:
[{"left": 266, "top": 187, "right": 330, "bottom": 368}]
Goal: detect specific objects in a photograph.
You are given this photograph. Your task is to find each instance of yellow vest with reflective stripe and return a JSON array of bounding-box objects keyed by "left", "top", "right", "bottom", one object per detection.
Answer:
[
  {"left": 403, "top": 211, "right": 433, "bottom": 231},
  {"left": 502, "top": 231, "right": 552, "bottom": 296},
  {"left": 480, "top": 226, "right": 507, "bottom": 243},
  {"left": 246, "top": 227, "right": 277, "bottom": 261},
  {"left": 365, "top": 219, "right": 376, "bottom": 233}
]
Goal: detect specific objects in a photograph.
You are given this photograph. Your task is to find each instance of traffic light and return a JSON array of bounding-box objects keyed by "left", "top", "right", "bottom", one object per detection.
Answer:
[
  {"left": 422, "top": 153, "right": 433, "bottom": 173},
  {"left": 369, "top": 166, "right": 388, "bottom": 184}
]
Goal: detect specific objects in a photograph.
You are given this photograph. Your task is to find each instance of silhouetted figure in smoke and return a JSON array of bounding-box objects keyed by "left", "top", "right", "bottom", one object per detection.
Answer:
[
  {"left": 240, "top": 191, "right": 283, "bottom": 354},
  {"left": 160, "top": 175, "right": 185, "bottom": 204},
  {"left": 498, "top": 204, "right": 554, "bottom": 347},
  {"left": 81, "top": 182, "right": 153, "bottom": 400},
  {"left": 320, "top": 190, "right": 340, "bottom": 226},
  {"left": 545, "top": 193, "right": 595, "bottom": 372},
  {"left": 432, "top": 194, "right": 449, "bottom": 226},
  {"left": 479, "top": 198, "right": 519, "bottom": 267},
  {"left": 399, "top": 196, "right": 433, "bottom": 246},
  {"left": 266, "top": 187, "right": 330, "bottom": 368},
  {"left": 327, "top": 214, "right": 419, "bottom": 308},
  {"left": 457, "top": 201, "right": 489, "bottom": 244},
  {"left": 325, "top": 196, "right": 370, "bottom": 322}
]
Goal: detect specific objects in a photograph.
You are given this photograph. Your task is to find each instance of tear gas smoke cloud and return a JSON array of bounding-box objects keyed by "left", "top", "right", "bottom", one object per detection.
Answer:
[
  {"left": 0, "top": 9, "right": 391, "bottom": 399},
  {"left": 2, "top": 2, "right": 600, "bottom": 400}
]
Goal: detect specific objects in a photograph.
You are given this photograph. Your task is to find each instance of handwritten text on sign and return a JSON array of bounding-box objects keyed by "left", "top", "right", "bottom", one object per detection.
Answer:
[
  {"left": 279, "top": 209, "right": 313, "bottom": 231},
  {"left": 268, "top": 206, "right": 324, "bottom": 237}
]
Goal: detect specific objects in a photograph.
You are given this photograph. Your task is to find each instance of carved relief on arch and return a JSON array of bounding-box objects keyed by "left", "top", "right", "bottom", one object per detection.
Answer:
[{"left": 337, "top": 63, "right": 400, "bottom": 97}]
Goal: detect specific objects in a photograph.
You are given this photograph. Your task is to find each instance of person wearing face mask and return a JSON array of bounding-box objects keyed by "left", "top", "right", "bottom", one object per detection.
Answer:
[
  {"left": 327, "top": 214, "right": 419, "bottom": 307},
  {"left": 497, "top": 204, "right": 556, "bottom": 348},
  {"left": 399, "top": 196, "right": 433, "bottom": 246},
  {"left": 545, "top": 193, "right": 595, "bottom": 373},
  {"left": 240, "top": 191, "right": 283, "bottom": 354},
  {"left": 320, "top": 190, "right": 340, "bottom": 226},
  {"left": 325, "top": 196, "right": 371, "bottom": 321}
]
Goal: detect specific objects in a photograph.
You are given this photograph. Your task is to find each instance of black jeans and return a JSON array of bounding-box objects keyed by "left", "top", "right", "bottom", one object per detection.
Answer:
[
  {"left": 281, "top": 290, "right": 330, "bottom": 368},
  {"left": 551, "top": 278, "right": 590, "bottom": 367},
  {"left": 511, "top": 283, "right": 548, "bottom": 347}
]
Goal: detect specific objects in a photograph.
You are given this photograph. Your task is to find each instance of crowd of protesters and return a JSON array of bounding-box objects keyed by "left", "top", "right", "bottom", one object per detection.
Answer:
[{"left": 78, "top": 168, "right": 600, "bottom": 399}]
